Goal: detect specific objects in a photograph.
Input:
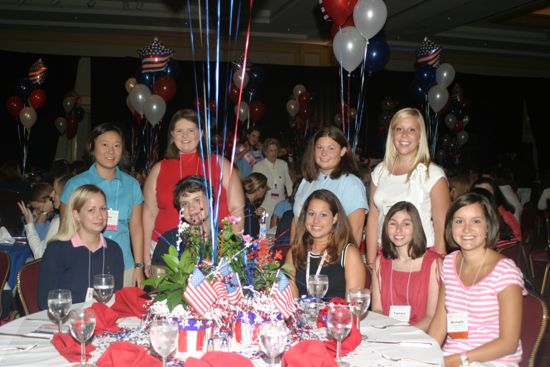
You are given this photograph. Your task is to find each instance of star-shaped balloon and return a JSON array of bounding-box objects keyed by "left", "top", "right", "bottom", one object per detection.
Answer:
[
  {"left": 416, "top": 36, "right": 441, "bottom": 67},
  {"left": 137, "top": 37, "right": 174, "bottom": 73},
  {"left": 232, "top": 53, "right": 253, "bottom": 71},
  {"left": 28, "top": 58, "right": 47, "bottom": 85}
]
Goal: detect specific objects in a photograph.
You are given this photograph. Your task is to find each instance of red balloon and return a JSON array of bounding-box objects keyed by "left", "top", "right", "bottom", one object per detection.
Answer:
[
  {"left": 321, "top": 0, "right": 357, "bottom": 26},
  {"left": 66, "top": 115, "right": 78, "bottom": 139},
  {"left": 209, "top": 100, "right": 217, "bottom": 115},
  {"left": 330, "top": 16, "right": 355, "bottom": 38},
  {"left": 299, "top": 104, "right": 312, "bottom": 120},
  {"left": 153, "top": 75, "right": 177, "bottom": 102},
  {"left": 6, "top": 95, "right": 24, "bottom": 118},
  {"left": 229, "top": 86, "right": 240, "bottom": 104},
  {"left": 298, "top": 91, "right": 311, "bottom": 107},
  {"left": 249, "top": 101, "right": 265, "bottom": 123}
]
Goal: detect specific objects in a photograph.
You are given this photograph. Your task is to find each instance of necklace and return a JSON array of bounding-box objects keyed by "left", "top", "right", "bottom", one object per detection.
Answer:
[{"left": 458, "top": 249, "right": 488, "bottom": 288}]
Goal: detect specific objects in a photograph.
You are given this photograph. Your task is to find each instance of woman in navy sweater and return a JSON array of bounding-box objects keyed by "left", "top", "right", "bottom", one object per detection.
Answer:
[{"left": 38, "top": 184, "right": 124, "bottom": 310}]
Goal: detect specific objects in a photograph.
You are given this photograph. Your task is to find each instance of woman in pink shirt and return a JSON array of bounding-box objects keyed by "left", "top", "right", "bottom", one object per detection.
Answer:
[{"left": 428, "top": 192, "right": 525, "bottom": 367}]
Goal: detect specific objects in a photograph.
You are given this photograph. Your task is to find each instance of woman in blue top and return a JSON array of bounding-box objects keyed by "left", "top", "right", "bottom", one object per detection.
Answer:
[{"left": 60, "top": 123, "right": 144, "bottom": 287}]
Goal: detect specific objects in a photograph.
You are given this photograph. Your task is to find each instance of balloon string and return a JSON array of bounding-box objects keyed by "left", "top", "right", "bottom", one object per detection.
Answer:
[
  {"left": 352, "top": 40, "right": 370, "bottom": 152},
  {"left": 338, "top": 66, "right": 345, "bottom": 133}
]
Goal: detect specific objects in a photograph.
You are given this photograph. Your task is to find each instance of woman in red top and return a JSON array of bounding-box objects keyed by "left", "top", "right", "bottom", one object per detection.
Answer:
[
  {"left": 371, "top": 201, "right": 441, "bottom": 331},
  {"left": 142, "top": 109, "right": 244, "bottom": 273}
]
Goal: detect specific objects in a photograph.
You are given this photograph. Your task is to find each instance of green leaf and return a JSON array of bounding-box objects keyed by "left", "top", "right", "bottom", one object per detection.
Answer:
[
  {"left": 167, "top": 292, "right": 183, "bottom": 312},
  {"left": 163, "top": 254, "right": 180, "bottom": 272}
]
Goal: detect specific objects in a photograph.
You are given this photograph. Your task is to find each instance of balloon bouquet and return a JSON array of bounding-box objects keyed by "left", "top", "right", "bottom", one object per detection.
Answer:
[
  {"left": 5, "top": 58, "right": 48, "bottom": 172},
  {"left": 53, "top": 91, "right": 85, "bottom": 139},
  {"left": 125, "top": 37, "right": 176, "bottom": 172}
]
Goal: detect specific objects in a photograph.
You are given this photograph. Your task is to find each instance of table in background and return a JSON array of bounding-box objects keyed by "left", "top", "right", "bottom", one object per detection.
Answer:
[{"left": 0, "top": 240, "right": 32, "bottom": 289}]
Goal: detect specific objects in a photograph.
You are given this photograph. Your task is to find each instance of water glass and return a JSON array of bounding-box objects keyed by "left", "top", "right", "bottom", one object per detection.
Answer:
[
  {"left": 149, "top": 265, "right": 167, "bottom": 279},
  {"left": 327, "top": 305, "right": 352, "bottom": 367},
  {"left": 346, "top": 288, "right": 370, "bottom": 337},
  {"left": 150, "top": 319, "right": 179, "bottom": 367},
  {"left": 93, "top": 274, "right": 114, "bottom": 303},
  {"left": 307, "top": 274, "right": 329, "bottom": 315},
  {"left": 299, "top": 298, "right": 318, "bottom": 327},
  {"left": 259, "top": 321, "right": 288, "bottom": 367},
  {"left": 68, "top": 308, "right": 96, "bottom": 367},
  {"left": 47, "top": 289, "right": 72, "bottom": 333}
]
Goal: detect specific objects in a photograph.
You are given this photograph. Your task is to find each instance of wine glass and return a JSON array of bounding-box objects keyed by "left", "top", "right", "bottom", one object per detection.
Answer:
[
  {"left": 68, "top": 308, "right": 96, "bottom": 367},
  {"left": 259, "top": 321, "right": 288, "bottom": 367},
  {"left": 150, "top": 319, "right": 179, "bottom": 367},
  {"left": 346, "top": 288, "right": 370, "bottom": 338},
  {"left": 307, "top": 274, "right": 329, "bottom": 314},
  {"left": 93, "top": 274, "right": 114, "bottom": 303},
  {"left": 327, "top": 305, "right": 353, "bottom": 367},
  {"left": 47, "top": 289, "right": 72, "bottom": 333},
  {"left": 149, "top": 265, "right": 167, "bottom": 279}
]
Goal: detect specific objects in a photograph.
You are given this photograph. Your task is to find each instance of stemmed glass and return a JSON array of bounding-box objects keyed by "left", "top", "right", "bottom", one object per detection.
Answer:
[
  {"left": 327, "top": 305, "right": 353, "bottom": 367},
  {"left": 68, "top": 308, "right": 96, "bottom": 367},
  {"left": 47, "top": 289, "right": 72, "bottom": 333},
  {"left": 259, "top": 321, "right": 288, "bottom": 367},
  {"left": 307, "top": 274, "right": 329, "bottom": 314},
  {"left": 93, "top": 274, "right": 114, "bottom": 303},
  {"left": 150, "top": 319, "right": 179, "bottom": 367},
  {"left": 346, "top": 288, "right": 370, "bottom": 338}
]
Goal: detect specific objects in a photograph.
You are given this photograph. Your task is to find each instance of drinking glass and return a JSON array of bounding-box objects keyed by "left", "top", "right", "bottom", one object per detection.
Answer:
[
  {"left": 149, "top": 265, "right": 167, "bottom": 279},
  {"left": 150, "top": 319, "right": 179, "bottom": 367},
  {"left": 346, "top": 288, "right": 370, "bottom": 337},
  {"left": 259, "top": 321, "right": 288, "bottom": 367},
  {"left": 307, "top": 274, "right": 329, "bottom": 315},
  {"left": 299, "top": 298, "right": 318, "bottom": 327},
  {"left": 327, "top": 305, "right": 352, "bottom": 367},
  {"left": 47, "top": 289, "right": 72, "bottom": 333},
  {"left": 68, "top": 308, "right": 96, "bottom": 367},
  {"left": 93, "top": 274, "right": 114, "bottom": 303}
]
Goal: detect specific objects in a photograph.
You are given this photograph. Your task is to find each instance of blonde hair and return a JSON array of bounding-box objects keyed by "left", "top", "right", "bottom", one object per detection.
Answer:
[
  {"left": 383, "top": 107, "right": 431, "bottom": 181},
  {"left": 52, "top": 184, "right": 106, "bottom": 242},
  {"left": 242, "top": 172, "right": 268, "bottom": 195}
]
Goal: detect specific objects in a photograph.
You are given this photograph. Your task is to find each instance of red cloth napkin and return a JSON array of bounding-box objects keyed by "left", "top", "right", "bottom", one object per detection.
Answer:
[
  {"left": 91, "top": 302, "right": 121, "bottom": 335},
  {"left": 52, "top": 332, "right": 96, "bottom": 363},
  {"left": 96, "top": 341, "right": 161, "bottom": 367},
  {"left": 316, "top": 297, "right": 348, "bottom": 328},
  {"left": 111, "top": 287, "right": 150, "bottom": 318},
  {"left": 324, "top": 323, "right": 361, "bottom": 358},
  {"left": 282, "top": 340, "right": 338, "bottom": 367},
  {"left": 186, "top": 352, "right": 254, "bottom": 367}
]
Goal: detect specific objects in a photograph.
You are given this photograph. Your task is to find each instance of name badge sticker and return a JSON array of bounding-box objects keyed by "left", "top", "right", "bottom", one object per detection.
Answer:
[
  {"left": 447, "top": 312, "right": 469, "bottom": 339},
  {"left": 389, "top": 305, "right": 411, "bottom": 323},
  {"left": 106, "top": 209, "right": 119, "bottom": 231}
]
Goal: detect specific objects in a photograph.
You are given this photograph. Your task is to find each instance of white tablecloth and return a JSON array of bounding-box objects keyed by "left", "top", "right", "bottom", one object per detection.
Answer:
[{"left": 0, "top": 308, "right": 443, "bottom": 366}]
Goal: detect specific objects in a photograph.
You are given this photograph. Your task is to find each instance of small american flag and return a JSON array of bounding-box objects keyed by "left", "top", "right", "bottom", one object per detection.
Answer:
[
  {"left": 416, "top": 36, "right": 441, "bottom": 67},
  {"left": 184, "top": 268, "right": 217, "bottom": 316},
  {"left": 138, "top": 37, "right": 174, "bottom": 73},
  {"left": 216, "top": 259, "right": 243, "bottom": 305},
  {"left": 271, "top": 272, "right": 297, "bottom": 319}
]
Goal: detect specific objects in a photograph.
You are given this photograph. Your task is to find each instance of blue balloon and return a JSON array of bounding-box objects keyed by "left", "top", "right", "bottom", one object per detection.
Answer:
[
  {"left": 136, "top": 70, "right": 155, "bottom": 89},
  {"left": 365, "top": 37, "right": 390, "bottom": 73},
  {"left": 164, "top": 60, "right": 181, "bottom": 78},
  {"left": 15, "top": 79, "right": 33, "bottom": 100},
  {"left": 415, "top": 64, "right": 436, "bottom": 88},
  {"left": 409, "top": 79, "right": 429, "bottom": 105}
]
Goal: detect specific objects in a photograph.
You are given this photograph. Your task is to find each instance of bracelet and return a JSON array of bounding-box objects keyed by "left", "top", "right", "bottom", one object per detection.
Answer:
[
  {"left": 459, "top": 352, "right": 469, "bottom": 366},
  {"left": 134, "top": 262, "right": 145, "bottom": 269}
]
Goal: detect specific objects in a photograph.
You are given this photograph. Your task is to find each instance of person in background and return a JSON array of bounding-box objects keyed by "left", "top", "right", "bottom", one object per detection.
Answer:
[
  {"left": 60, "top": 123, "right": 144, "bottom": 287},
  {"left": 271, "top": 181, "right": 300, "bottom": 245},
  {"left": 242, "top": 172, "right": 268, "bottom": 238},
  {"left": 371, "top": 201, "right": 441, "bottom": 331},
  {"left": 25, "top": 182, "right": 55, "bottom": 240},
  {"left": 428, "top": 192, "right": 524, "bottom": 367},
  {"left": 286, "top": 189, "right": 366, "bottom": 299},
  {"left": 18, "top": 174, "right": 73, "bottom": 259},
  {"left": 366, "top": 107, "right": 450, "bottom": 268},
  {"left": 38, "top": 184, "right": 124, "bottom": 310},
  {"left": 235, "top": 126, "right": 263, "bottom": 178},
  {"left": 0, "top": 160, "right": 30, "bottom": 200},
  {"left": 449, "top": 173, "right": 473, "bottom": 202}
]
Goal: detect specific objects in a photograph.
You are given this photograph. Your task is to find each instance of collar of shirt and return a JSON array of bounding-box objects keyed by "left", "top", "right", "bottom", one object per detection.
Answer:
[
  {"left": 70, "top": 232, "right": 107, "bottom": 253},
  {"left": 88, "top": 163, "right": 122, "bottom": 183}
]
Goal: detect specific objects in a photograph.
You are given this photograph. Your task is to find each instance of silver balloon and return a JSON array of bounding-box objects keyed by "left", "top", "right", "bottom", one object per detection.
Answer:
[
  {"left": 235, "top": 101, "right": 249, "bottom": 122},
  {"left": 19, "top": 106, "right": 37, "bottom": 129},
  {"left": 292, "top": 84, "right": 306, "bottom": 100},
  {"left": 286, "top": 99, "right": 299, "bottom": 117},
  {"left": 129, "top": 84, "right": 151, "bottom": 115},
  {"left": 457, "top": 130, "right": 469, "bottom": 145},
  {"left": 436, "top": 63, "right": 455, "bottom": 88},
  {"left": 232, "top": 68, "right": 249, "bottom": 89},
  {"left": 349, "top": 108, "right": 357, "bottom": 119},
  {"left": 144, "top": 94, "right": 166, "bottom": 126},
  {"left": 332, "top": 26, "right": 367, "bottom": 73},
  {"left": 62, "top": 97, "right": 74, "bottom": 113},
  {"left": 54, "top": 116, "right": 67, "bottom": 134},
  {"left": 444, "top": 114, "right": 457, "bottom": 130},
  {"left": 353, "top": 0, "right": 388, "bottom": 40},
  {"left": 428, "top": 85, "right": 449, "bottom": 113}
]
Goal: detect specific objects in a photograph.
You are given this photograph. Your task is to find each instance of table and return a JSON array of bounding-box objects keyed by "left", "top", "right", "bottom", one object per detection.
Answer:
[
  {"left": 0, "top": 241, "right": 32, "bottom": 289},
  {"left": 0, "top": 308, "right": 443, "bottom": 366}
]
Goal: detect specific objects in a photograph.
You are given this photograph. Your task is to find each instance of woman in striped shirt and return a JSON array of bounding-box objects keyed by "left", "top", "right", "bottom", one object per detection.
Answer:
[{"left": 428, "top": 192, "right": 525, "bottom": 366}]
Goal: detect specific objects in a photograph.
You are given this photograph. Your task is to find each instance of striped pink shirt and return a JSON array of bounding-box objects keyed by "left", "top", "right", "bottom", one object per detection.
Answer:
[{"left": 441, "top": 251, "right": 525, "bottom": 364}]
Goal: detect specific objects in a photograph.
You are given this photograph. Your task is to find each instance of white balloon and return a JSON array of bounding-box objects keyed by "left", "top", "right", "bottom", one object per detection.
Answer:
[
  {"left": 144, "top": 94, "right": 166, "bottom": 126},
  {"left": 353, "top": 0, "right": 388, "bottom": 40},
  {"left": 286, "top": 100, "right": 299, "bottom": 117},
  {"left": 54, "top": 116, "right": 67, "bottom": 134},
  {"left": 457, "top": 130, "right": 469, "bottom": 145},
  {"left": 428, "top": 85, "right": 449, "bottom": 113},
  {"left": 444, "top": 114, "right": 457, "bottom": 130},
  {"left": 235, "top": 101, "right": 249, "bottom": 122},
  {"left": 332, "top": 26, "right": 367, "bottom": 73},
  {"left": 293, "top": 84, "right": 306, "bottom": 100},
  {"left": 436, "top": 63, "right": 455, "bottom": 88},
  {"left": 233, "top": 68, "right": 249, "bottom": 89},
  {"left": 129, "top": 84, "right": 151, "bottom": 115},
  {"left": 19, "top": 106, "right": 37, "bottom": 129}
]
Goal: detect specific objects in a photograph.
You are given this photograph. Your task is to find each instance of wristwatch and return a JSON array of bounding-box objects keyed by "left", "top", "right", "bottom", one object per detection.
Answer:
[
  {"left": 134, "top": 262, "right": 145, "bottom": 269},
  {"left": 460, "top": 352, "right": 470, "bottom": 366}
]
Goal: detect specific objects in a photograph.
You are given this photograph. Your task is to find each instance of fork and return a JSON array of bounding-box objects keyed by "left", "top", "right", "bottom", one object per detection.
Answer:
[
  {"left": 0, "top": 344, "right": 38, "bottom": 352},
  {"left": 380, "top": 352, "right": 440, "bottom": 365},
  {"left": 369, "top": 322, "right": 410, "bottom": 329}
]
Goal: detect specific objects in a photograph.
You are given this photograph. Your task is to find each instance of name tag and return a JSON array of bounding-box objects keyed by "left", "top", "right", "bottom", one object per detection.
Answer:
[
  {"left": 106, "top": 209, "right": 119, "bottom": 231},
  {"left": 389, "top": 305, "right": 411, "bottom": 323},
  {"left": 447, "top": 312, "right": 469, "bottom": 339},
  {"left": 243, "top": 152, "right": 257, "bottom": 166},
  {"left": 85, "top": 287, "right": 94, "bottom": 303}
]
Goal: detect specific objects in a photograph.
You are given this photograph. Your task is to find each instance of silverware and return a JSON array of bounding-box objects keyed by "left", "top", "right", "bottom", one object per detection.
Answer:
[
  {"left": 380, "top": 352, "right": 440, "bottom": 365},
  {"left": 0, "top": 343, "right": 38, "bottom": 352},
  {"left": 368, "top": 340, "right": 434, "bottom": 346},
  {"left": 0, "top": 332, "right": 51, "bottom": 340},
  {"left": 369, "top": 322, "right": 410, "bottom": 329}
]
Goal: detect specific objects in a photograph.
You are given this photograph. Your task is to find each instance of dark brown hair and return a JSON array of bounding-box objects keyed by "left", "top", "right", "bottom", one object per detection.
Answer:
[
  {"left": 172, "top": 175, "right": 211, "bottom": 209},
  {"left": 381, "top": 201, "right": 427, "bottom": 259},
  {"left": 291, "top": 189, "right": 355, "bottom": 268},
  {"left": 29, "top": 182, "right": 53, "bottom": 203},
  {"left": 89, "top": 123, "right": 125, "bottom": 152},
  {"left": 445, "top": 192, "right": 500, "bottom": 249},
  {"left": 301, "top": 126, "right": 359, "bottom": 181},
  {"left": 164, "top": 109, "right": 206, "bottom": 159}
]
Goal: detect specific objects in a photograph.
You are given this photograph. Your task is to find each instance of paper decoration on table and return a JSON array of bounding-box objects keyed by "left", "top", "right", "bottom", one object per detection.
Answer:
[
  {"left": 52, "top": 332, "right": 96, "bottom": 363},
  {"left": 416, "top": 36, "right": 441, "bottom": 67},
  {"left": 28, "top": 58, "right": 47, "bottom": 85},
  {"left": 176, "top": 318, "right": 213, "bottom": 354},
  {"left": 282, "top": 340, "right": 338, "bottom": 367},
  {"left": 186, "top": 351, "right": 254, "bottom": 367},
  {"left": 91, "top": 302, "right": 121, "bottom": 335},
  {"left": 137, "top": 37, "right": 174, "bottom": 73},
  {"left": 96, "top": 341, "right": 161, "bottom": 367},
  {"left": 111, "top": 287, "right": 150, "bottom": 318}
]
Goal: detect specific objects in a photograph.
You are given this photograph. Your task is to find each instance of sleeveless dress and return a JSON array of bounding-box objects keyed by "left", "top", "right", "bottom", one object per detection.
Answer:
[
  {"left": 377, "top": 250, "right": 439, "bottom": 324},
  {"left": 153, "top": 152, "right": 229, "bottom": 241}
]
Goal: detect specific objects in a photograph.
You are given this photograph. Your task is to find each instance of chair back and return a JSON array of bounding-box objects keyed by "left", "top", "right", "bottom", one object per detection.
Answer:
[
  {"left": 16, "top": 259, "right": 41, "bottom": 315},
  {"left": 520, "top": 291, "right": 548, "bottom": 367},
  {"left": 0, "top": 252, "right": 9, "bottom": 316},
  {"left": 0, "top": 189, "right": 23, "bottom": 236},
  {"left": 497, "top": 242, "right": 533, "bottom": 284}
]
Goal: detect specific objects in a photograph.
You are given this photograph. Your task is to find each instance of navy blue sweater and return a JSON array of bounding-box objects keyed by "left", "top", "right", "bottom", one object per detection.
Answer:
[{"left": 38, "top": 238, "right": 124, "bottom": 310}]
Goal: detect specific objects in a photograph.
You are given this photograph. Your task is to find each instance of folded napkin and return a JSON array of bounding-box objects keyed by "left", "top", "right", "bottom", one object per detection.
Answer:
[
  {"left": 0, "top": 226, "right": 15, "bottom": 244},
  {"left": 282, "top": 340, "right": 337, "bottom": 367},
  {"left": 111, "top": 287, "right": 150, "bottom": 318},
  {"left": 52, "top": 332, "right": 96, "bottom": 363},
  {"left": 96, "top": 341, "right": 161, "bottom": 367},
  {"left": 92, "top": 302, "right": 121, "bottom": 335},
  {"left": 186, "top": 351, "right": 253, "bottom": 367},
  {"left": 324, "top": 323, "right": 361, "bottom": 358},
  {"left": 316, "top": 297, "right": 348, "bottom": 328}
]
